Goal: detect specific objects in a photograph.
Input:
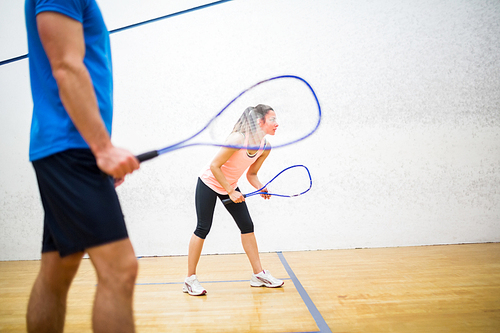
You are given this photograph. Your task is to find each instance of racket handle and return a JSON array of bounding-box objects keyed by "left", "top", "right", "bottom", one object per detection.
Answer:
[
  {"left": 136, "top": 150, "right": 159, "bottom": 163},
  {"left": 222, "top": 194, "right": 247, "bottom": 206}
]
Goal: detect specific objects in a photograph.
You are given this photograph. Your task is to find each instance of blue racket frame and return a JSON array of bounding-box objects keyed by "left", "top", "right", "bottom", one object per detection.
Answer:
[
  {"left": 136, "top": 75, "right": 321, "bottom": 162},
  {"left": 221, "top": 164, "right": 312, "bottom": 206}
]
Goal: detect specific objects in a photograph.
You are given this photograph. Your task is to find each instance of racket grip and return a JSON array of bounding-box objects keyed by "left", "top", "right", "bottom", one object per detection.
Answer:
[
  {"left": 136, "top": 150, "right": 159, "bottom": 163},
  {"left": 222, "top": 194, "right": 247, "bottom": 206}
]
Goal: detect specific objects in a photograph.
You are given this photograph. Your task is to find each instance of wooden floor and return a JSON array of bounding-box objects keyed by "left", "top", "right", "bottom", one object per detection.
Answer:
[{"left": 1, "top": 243, "right": 499, "bottom": 332}]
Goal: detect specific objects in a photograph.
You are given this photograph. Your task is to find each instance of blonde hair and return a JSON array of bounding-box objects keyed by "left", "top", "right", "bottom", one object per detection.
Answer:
[{"left": 232, "top": 104, "right": 274, "bottom": 136}]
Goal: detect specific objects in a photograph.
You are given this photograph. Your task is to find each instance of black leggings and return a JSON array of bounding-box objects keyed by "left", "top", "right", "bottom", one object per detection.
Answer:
[{"left": 194, "top": 178, "right": 254, "bottom": 239}]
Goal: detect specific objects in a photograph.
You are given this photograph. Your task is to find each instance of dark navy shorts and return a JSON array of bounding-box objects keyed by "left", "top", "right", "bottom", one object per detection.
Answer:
[{"left": 32, "top": 149, "right": 129, "bottom": 257}]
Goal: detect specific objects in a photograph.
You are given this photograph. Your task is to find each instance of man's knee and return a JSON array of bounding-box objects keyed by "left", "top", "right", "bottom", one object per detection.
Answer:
[
  {"left": 88, "top": 239, "right": 138, "bottom": 292},
  {"left": 98, "top": 252, "right": 138, "bottom": 292},
  {"left": 120, "top": 254, "right": 138, "bottom": 287},
  {"left": 110, "top": 254, "right": 136, "bottom": 279}
]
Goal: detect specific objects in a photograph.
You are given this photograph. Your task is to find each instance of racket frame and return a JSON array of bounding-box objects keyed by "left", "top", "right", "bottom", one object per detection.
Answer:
[
  {"left": 221, "top": 164, "right": 312, "bottom": 205},
  {"left": 136, "top": 75, "right": 321, "bottom": 162}
]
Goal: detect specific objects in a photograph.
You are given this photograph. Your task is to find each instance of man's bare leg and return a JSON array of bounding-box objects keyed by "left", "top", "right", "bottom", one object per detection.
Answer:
[
  {"left": 27, "top": 251, "right": 83, "bottom": 333},
  {"left": 87, "top": 238, "right": 138, "bottom": 333}
]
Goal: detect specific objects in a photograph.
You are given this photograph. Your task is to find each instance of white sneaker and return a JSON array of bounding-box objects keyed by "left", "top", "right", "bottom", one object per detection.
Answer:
[
  {"left": 250, "top": 270, "right": 284, "bottom": 288},
  {"left": 183, "top": 275, "right": 207, "bottom": 296}
]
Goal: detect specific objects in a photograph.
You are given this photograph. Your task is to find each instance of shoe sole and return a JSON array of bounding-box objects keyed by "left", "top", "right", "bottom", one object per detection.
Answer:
[
  {"left": 183, "top": 287, "right": 207, "bottom": 296},
  {"left": 250, "top": 281, "right": 284, "bottom": 288}
]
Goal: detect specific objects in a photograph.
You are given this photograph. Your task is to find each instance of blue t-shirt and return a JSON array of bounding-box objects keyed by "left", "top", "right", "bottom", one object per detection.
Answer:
[{"left": 25, "top": 0, "right": 113, "bottom": 161}]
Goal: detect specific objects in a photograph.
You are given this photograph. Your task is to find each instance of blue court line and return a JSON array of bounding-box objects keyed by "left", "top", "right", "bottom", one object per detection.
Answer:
[
  {"left": 277, "top": 252, "right": 332, "bottom": 333},
  {"left": 0, "top": 0, "right": 233, "bottom": 67},
  {"left": 134, "top": 272, "right": 324, "bottom": 333},
  {"left": 135, "top": 253, "right": 331, "bottom": 333}
]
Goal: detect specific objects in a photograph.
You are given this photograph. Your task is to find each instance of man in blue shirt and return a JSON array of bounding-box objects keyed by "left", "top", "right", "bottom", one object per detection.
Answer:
[{"left": 25, "top": 0, "right": 140, "bottom": 331}]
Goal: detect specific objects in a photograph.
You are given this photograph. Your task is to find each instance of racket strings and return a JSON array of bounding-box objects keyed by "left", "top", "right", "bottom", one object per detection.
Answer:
[{"left": 198, "top": 75, "right": 320, "bottom": 151}]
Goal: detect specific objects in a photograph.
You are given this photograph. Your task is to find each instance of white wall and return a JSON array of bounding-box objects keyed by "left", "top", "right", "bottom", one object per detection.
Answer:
[{"left": 1, "top": 0, "right": 499, "bottom": 260}]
